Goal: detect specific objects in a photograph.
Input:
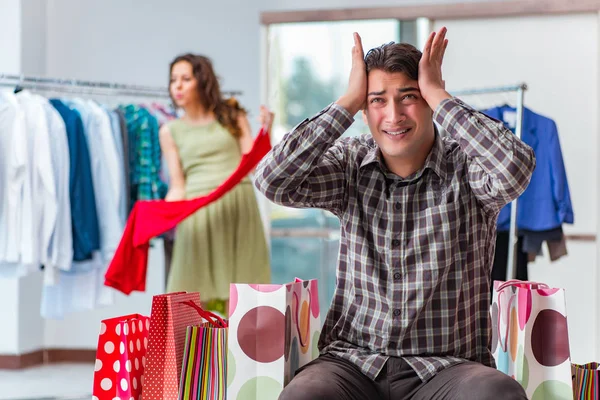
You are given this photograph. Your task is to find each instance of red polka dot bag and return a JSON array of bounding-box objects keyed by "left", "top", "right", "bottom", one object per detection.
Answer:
[
  {"left": 227, "top": 278, "right": 321, "bottom": 399},
  {"left": 142, "top": 292, "right": 203, "bottom": 400},
  {"left": 92, "top": 313, "right": 149, "bottom": 400},
  {"left": 491, "top": 279, "right": 573, "bottom": 399}
]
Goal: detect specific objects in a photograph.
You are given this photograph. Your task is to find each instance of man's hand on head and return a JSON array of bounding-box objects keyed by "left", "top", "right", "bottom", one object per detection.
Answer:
[
  {"left": 336, "top": 32, "right": 367, "bottom": 116},
  {"left": 418, "top": 27, "right": 453, "bottom": 111}
]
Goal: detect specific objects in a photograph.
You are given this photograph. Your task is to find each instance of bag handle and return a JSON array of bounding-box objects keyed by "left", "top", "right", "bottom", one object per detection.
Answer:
[
  {"left": 293, "top": 288, "right": 311, "bottom": 348},
  {"left": 573, "top": 362, "right": 600, "bottom": 371},
  {"left": 497, "top": 279, "right": 550, "bottom": 291},
  {"left": 496, "top": 290, "right": 516, "bottom": 352},
  {"left": 495, "top": 280, "right": 550, "bottom": 352},
  {"left": 181, "top": 300, "right": 228, "bottom": 328},
  {"left": 495, "top": 280, "right": 546, "bottom": 351}
]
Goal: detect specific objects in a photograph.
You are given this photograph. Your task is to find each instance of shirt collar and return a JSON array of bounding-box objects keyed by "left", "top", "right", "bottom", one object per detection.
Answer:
[
  {"left": 421, "top": 127, "right": 447, "bottom": 182},
  {"left": 359, "top": 126, "right": 447, "bottom": 182}
]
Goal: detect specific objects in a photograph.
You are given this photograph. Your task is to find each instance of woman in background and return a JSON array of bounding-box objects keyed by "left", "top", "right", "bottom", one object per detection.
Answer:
[{"left": 161, "top": 53, "right": 272, "bottom": 315}]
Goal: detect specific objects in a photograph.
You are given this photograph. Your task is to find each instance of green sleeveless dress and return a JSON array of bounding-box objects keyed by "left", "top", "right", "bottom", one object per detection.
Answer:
[{"left": 165, "top": 119, "right": 271, "bottom": 302}]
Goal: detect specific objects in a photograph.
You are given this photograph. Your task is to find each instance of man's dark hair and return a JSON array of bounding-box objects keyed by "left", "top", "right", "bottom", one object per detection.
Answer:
[{"left": 364, "top": 42, "right": 422, "bottom": 81}]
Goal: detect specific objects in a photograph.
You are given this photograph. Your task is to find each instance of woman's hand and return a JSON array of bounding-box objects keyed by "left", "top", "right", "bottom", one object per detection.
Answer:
[
  {"left": 165, "top": 187, "right": 185, "bottom": 202},
  {"left": 259, "top": 105, "right": 275, "bottom": 134}
]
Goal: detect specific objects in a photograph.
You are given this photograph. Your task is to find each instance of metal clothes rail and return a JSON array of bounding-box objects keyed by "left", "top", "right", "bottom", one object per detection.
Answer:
[{"left": 0, "top": 73, "right": 242, "bottom": 98}]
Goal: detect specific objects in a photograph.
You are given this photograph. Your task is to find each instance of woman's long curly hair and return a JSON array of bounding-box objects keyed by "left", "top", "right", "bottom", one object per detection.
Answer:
[{"left": 169, "top": 53, "right": 246, "bottom": 137}]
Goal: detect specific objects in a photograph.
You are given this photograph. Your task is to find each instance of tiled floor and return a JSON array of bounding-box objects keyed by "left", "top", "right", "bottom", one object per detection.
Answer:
[{"left": 0, "top": 363, "right": 93, "bottom": 400}]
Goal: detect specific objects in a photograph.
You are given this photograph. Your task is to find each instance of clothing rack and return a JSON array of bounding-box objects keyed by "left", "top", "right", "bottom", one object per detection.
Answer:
[
  {"left": 451, "top": 83, "right": 528, "bottom": 281},
  {"left": 0, "top": 73, "right": 243, "bottom": 98}
]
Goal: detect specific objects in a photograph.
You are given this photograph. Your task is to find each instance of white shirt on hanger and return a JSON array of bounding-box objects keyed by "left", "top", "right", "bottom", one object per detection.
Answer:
[
  {"left": 0, "top": 90, "right": 27, "bottom": 266},
  {"left": 16, "top": 91, "right": 57, "bottom": 275},
  {"left": 41, "top": 252, "right": 104, "bottom": 319},
  {"left": 31, "top": 94, "right": 73, "bottom": 281},
  {"left": 87, "top": 100, "right": 124, "bottom": 223},
  {"left": 103, "top": 106, "right": 128, "bottom": 225}
]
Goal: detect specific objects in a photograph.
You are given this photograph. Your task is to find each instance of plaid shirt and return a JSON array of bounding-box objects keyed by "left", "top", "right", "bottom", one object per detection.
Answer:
[
  {"left": 118, "top": 105, "right": 168, "bottom": 208},
  {"left": 255, "top": 98, "right": 535, "bottom": 382}
]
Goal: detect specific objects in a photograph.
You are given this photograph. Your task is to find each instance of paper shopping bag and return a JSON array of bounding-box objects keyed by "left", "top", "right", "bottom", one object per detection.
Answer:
[
  {"left": 141, "top": 292, "right": 203, "bottom": 400},
  {"left": 177, "top": 301, "right": 228, "bottom": 400},
  {"left": 572, "top": 362, "right": 600, "bottom": 399},
  {"left": 92, "top": 313, "right": 149, "bottom": 400},
  {"left": 491, "top": 279, "right": 573, "bottom": 399},
  {"left": 227, "top": 278, "right": 321, "bottom": 400}
]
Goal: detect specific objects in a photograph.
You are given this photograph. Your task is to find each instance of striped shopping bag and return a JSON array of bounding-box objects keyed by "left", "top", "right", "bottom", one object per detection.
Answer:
[
  {"left": 178, "top": 301, "right": 228, "bottom": 400},
  {"left": 573, "top": 362, "right": 600, "bottom": 399}
]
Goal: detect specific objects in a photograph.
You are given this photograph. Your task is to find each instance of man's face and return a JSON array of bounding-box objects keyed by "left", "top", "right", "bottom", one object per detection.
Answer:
[{"left": 362, "top": 69, "right": 435, "bottom": 170}]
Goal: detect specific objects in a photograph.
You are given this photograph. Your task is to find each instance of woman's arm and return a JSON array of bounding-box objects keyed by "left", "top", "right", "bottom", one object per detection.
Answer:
[
  {"left": 237, "top": 112, "right": 255, "bottom": 155},
  {"left": 237, "top": 106, "right": 274, "bottom": 155},
  {"left": 159, "top": 124, "right": 186, "bottom": 201}
]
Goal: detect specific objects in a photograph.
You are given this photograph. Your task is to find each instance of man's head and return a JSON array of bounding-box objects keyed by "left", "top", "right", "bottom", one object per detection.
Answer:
[{"left": 362, "top": 42, "right": 436, "bottom": 177}]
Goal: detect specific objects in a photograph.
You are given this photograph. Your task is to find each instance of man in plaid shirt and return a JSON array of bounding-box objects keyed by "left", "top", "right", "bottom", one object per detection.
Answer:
[{"left": 255, "top": 27, "right": 534, "bottom": 399}]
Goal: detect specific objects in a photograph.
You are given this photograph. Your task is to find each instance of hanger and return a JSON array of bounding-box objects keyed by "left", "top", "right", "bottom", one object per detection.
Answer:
[{"left": 12, "top": 74, "right": 26, "bottom": 93}]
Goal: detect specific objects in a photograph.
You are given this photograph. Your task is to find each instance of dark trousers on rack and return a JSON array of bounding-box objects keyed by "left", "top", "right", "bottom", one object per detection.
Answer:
[{"left": 492, "top": 231, "right": 529, "bottom": 285}]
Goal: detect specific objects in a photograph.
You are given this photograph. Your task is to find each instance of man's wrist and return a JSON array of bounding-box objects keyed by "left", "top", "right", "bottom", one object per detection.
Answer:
[
  {"left": 423, "top": 88, "right": 453, "bottom": 112},
  {"left": 335, "top": 96, "right": 363, "bottom": 116}
]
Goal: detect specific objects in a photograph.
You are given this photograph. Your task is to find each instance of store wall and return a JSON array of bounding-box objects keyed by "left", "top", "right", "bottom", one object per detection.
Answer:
[
  {"left": 20, "top": 0, "right": 46, "bottom": 76},
  {"left": 0, "top": 0, "right": 21, "bottom": 73}
]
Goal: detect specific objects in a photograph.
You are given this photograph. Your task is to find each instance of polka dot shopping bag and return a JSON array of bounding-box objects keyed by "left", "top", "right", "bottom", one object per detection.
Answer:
[
  {"left": 227, "top": 278, "right": 321, "bottom": 400},
  {"left": 92, "top": 313, "right": 149, "bottom": 400},
  {"left": 141, "top": 291, "right": 203, "bottom": 400},
  {"left": 491, "top": 280, "right": 573, "bottom": 399}
]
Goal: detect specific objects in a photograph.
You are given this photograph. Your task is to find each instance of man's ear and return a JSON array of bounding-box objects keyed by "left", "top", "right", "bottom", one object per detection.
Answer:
[{"left": 362, "top": 109, "right": 369, "bottom": 126}]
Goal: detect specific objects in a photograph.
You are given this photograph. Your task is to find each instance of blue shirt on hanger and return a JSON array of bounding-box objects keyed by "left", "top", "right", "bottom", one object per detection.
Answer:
[
  {"left": 482, "top": 105, "right": 574, "bottom": 231},
  {"left": 50, "top": 99, "right": 100, "bottom": 261}
]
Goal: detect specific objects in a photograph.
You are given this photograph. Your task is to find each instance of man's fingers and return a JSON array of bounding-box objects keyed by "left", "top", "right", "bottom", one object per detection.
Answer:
[
  {"left": 422, "top": 31, "right": 435, "bottom": 60},
  {"left": 430, "top": 27, "right": 447, "bottom": 60},
  {"left": 440, "top": 39, "right": 449, "bottom": 61},
  {"left": 353, "top": 32, "right": 365, "bottom": 59}
]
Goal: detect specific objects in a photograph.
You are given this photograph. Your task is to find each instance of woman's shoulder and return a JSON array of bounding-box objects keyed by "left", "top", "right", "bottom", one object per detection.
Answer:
[
  {"left": 159, "top": 120, "right": 186, "bottom": 144},
  {"left": 162, "top": 118, "right": 191, "bottom": 134},
  {"left": 165, "top": 118, "right": 184, "bottom": 129},
  {"left": 166, "top": 118, "right": 227, "bottom": 139}
]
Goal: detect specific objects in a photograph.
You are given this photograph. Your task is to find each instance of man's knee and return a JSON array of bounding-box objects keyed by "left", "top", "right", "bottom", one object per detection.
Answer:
[
  {"left": 278, "top": 374, "right": 338, "bottom": 400},
  {"left": 278, "top": 354, "right": 378, "bottom": 400},
  {"left": 278, "top": 359, "right": 353, "bottom": 400},
  {"left": 464, "top": 367, "right": 527, "bottom": 400}
]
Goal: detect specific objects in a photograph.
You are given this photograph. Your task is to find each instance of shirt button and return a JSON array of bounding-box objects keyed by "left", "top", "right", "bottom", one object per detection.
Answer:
[
  {"left": 393, "top": 272, "right": 402, "bottom": 280},
  {"left": 394, "top": 202, "right": 401, "bottom": 211},
  {"left": 392, "top": 239, "right": 400, "bottom": 247},
  {"left": 393, "top": 309, "right": 401, "bottom": 317}
]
